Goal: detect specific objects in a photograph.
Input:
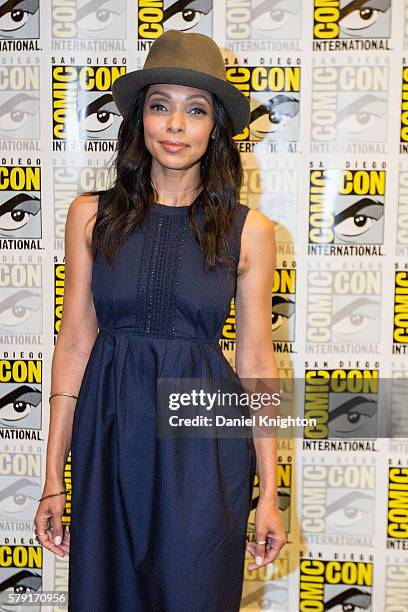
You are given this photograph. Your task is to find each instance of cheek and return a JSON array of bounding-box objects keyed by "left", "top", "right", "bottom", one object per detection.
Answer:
[
  {"left": 189, "top": 122, "right": 212, "bottom": 147},
  {"left": 143, "top": 114, "right": 160, "bottom": 137}
]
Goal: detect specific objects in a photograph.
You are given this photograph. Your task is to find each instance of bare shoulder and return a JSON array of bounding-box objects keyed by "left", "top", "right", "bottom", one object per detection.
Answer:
[
  {"left": 238, "top": 208, "right": 276, "bottom": 276},
  {"left": 66, "top": 193, "right": 100, "bottom": 249}
]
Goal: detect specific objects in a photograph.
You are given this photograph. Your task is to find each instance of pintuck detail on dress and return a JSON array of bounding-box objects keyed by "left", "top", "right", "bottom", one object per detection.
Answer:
[
  {"left": 68, "top": 191, "right": 256, "bottom": 612},
  {"left": 135, "top": 211, "right": 187, "bottom": 337}
]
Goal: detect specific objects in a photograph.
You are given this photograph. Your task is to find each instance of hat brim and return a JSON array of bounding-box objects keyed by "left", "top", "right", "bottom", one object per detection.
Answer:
[{"left": 111, "top": 67, "right": 250, "bottom": 136}]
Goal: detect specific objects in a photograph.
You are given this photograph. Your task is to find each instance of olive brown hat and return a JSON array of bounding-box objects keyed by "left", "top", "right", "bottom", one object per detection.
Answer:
[{"left": 111, "top": 29, "right": 250, "bottom": 136}]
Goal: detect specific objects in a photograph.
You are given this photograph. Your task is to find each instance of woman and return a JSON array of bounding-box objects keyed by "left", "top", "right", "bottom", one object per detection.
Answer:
[{"left": 34, "top": 30, "right": 286, "bottom": 611}]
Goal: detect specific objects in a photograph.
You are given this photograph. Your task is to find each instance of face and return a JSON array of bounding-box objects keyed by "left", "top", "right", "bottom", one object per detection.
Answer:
[{"left": 142, "top": 83, "right": 215, "bottom": 171}]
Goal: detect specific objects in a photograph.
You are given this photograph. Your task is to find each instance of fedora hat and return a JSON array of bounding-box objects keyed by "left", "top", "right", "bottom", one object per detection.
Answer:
[{"left": 111, "top": 30, "right": 250, "bottom": 136}]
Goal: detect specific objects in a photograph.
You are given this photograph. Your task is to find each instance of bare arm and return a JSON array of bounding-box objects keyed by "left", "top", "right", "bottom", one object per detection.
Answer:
[
  {"left": 45, "top": 194, "right": 99, "bottom": 487},
  {"left": 235, "top": 208, "right": 278, "bottom": 500},
  {"left": 236, "top": 209, "right": 286, "bottom": 568}
]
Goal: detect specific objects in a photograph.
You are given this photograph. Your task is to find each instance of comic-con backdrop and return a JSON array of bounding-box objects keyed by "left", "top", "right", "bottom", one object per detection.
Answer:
[{"left": 0, "top": 2, "right": 408, "bottom": 611}]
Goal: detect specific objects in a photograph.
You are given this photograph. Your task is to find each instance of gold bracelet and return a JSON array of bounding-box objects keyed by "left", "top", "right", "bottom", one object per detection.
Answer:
[
  {"left": 49, "top": 392, "right": 78, "bottom": 403},
  {"left": 38, "top": 489, "right": 68, "bottom": 502}
]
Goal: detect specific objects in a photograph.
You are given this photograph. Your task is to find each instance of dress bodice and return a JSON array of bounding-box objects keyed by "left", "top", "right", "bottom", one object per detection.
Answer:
[{"left": 91, "top": 192, "right": 250, "bottom": 343}]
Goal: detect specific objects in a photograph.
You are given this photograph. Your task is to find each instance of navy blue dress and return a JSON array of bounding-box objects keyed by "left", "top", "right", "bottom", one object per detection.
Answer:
[{"left": 68, "top": 191, "right": 257, "bottom": 612}]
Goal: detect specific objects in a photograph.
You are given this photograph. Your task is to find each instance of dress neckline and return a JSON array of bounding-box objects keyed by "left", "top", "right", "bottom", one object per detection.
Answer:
[{"left": 151, "top": 202, "right": 192, "bottom": 214}]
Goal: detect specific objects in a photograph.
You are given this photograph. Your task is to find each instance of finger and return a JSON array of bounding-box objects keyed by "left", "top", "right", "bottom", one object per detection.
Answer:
[
  {"left": 246, "top": 542, "right": 261, "bottom": 571},
  {"left": 50, "top": 514, "right": 64, "bottom": 545},
  {"left": 35, "top": 512, "right": 51, "bottom": 534},
  {"left": 254, "top": 533, "right": 267, "bottom": 566},
  {"left": 262, "top": 536, "right": 287, "bottom": 564},
  {"left": 36, "top": 530, "right": 65, "bottom": 557},
  {"left": 247, "top": 533, "right": 267, "bottom": 569}
]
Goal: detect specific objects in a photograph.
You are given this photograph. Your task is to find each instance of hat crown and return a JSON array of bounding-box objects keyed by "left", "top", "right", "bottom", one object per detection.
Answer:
[{"left": 144, "top": 30, "right": 226, "bottom": 81}]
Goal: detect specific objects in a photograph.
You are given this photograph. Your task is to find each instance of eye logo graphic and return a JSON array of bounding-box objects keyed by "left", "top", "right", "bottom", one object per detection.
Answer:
[
  {"left": 387, "top": 467, "right": 408, "bottom": 543},
  {"left": 299, "top": 559, "right": 373, "bottom": 611},
  {"left": 137, "top": 0, "right": 213, "bottom": 41},
  {"left": 52, "top": 65, "right": 125, "bottom": 148},
  {"left": 303, "top": 369, "right": 379, "bottom": 441},
  {"left": 0, "top": 166, "right": 41, "bottom": 239},
  {"left": 311, "top": 65, "right": 389, "bottom": 147},
  {"left": 313, "top": 0, "right": 391, "bottom": 40},
  {"left": 222, "top": 269, "right": 295, "bottom": 346},
  {"left": 0, "top": 67, "right": 40, "bottom": 142},
  {"left": 308, "top": 169, "right": 385, "bottom": 252},
  {"left": 0, "top": 0, "right": 39, "bottom": 39},
  {"left": 0, "top": 277, "right": 42, "bottom": 335},
  {"left": 226, "top": 66, "right": 301, "bottom": 143},
  {"left": 0, "top": 474, "right": 42, "bottom": 523},
  {"left": 52, "top": 0, "right": 126, "bottom": 40},
  {"left": 225, "top": 0, "right": 302, "bottom": 42},
  {"left": 0, "top": 551, "right": 43, "bottom": 605},
  {"left": 306, "top": 269, "right": 382, "bottom": 347},
  {"left": 302, "top": 463, "right": 375, "bottom": 538},
  {"left": 0, "top": 362, "right": 42, "bottom": 430}
]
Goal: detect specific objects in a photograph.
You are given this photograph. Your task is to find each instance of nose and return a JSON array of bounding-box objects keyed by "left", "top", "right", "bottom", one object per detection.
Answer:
[{"left": 166, "top": 109, "right": 185, "bottom": 133}]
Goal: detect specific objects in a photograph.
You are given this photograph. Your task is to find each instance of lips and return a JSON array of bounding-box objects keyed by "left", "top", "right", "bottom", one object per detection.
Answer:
[
  {"left": 160, "top": 140, "right": 187, "bottom": 146},
  {"left": 159, "top": 141, "right": 188, "bottom": 152}
]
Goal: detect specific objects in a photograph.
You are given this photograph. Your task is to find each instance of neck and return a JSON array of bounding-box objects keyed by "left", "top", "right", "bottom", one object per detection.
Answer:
[{"left": 150, "top": 159, "right": 202, "bottom": 205}]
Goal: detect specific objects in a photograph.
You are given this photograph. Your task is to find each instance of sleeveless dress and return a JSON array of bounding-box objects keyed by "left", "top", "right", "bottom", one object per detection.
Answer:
[{"left": 68, "top": 190, "right": 257, "bottom": 612}]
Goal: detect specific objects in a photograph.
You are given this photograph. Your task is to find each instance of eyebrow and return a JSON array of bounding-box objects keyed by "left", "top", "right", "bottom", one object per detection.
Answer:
[{"left": 147, "top": 90, "right": 212, "bottom": 104}]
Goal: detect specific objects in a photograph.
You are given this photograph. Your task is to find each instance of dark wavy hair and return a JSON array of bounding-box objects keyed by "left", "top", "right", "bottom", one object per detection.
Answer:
[{"left": 83, "top": 84, "right": 244, "bottom": 273}]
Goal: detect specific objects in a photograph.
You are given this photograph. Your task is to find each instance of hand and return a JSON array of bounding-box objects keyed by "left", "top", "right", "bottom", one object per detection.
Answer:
[
  {"left": 246, "top": 496, "right": 287, "bottom": 570},
  {"left": 33, "top": 485, "right": 70, "bottom": 557}
]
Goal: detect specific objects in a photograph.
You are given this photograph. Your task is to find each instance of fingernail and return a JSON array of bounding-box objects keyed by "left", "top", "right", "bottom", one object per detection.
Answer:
[
  {"left": 54, "top": 535, "right": 62, "bottom": 545},
  {"left": 255, "top": 555, "right": 263, "bottom": 566}
]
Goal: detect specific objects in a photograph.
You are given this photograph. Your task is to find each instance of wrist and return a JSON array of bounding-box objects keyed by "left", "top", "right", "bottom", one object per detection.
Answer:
[
  {"left": 44, "top": 474, "right": 65, "bottom": 489},
  {"left": 258, "top": 488, "right": 279, "bottom": 505}
]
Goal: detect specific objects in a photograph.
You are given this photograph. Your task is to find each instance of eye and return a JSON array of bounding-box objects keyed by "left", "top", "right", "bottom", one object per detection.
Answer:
[
  {"left": 334, "top": 214, "right": 380, "bottom": 238},
  {"left": 327, "top": 495, "right": 374, "bottom": 530},
  {"left": 338, "top": 97, "right": 387, "bottom": 135},
  {"left": 272, "top": 296, "right": 295, "bottom": 332},
  {"left": 164, "top": 10, "right": 203, "bottom": 32},
  {"left": 331, "top": 299, "right": 380, "bottom": 338},
  {"left": 332, "top": 312, "right": 374, "bottom": 336},
  {"left": 190, "top": 107, "right": 207, "bottom": 115},
  {"left": 340, "top": 7, "right": 384, "bottom": 32},
  {"left": 0, "top": 108, "right": 39, "bottom": 132},
  {"left": 79, "top": 110, "right": 119, "bottom": 133},
  {"left": 0, "top": 10, "right": 30, "bottom": 32},
  {"left": 0, "top": 478, "right": 41, "bottom": 517},
  {"left": 334, "top": 200, "right": 384, "bottom": 240},
  {"left": 0, "top": 290, "right": 41, "bottom": 330},
  {"left": 0, "top": 197, "right": 41, "bottom": 232},
  {"left": 251, "top": 96, "right": 299, "bottom": 135},
  {"left": 328, "top": 396, "right": 377, "bottom": 435},
  {"left": 150, "top": 103, "right": 167, "bottom": 111},
  {"left": 0, "top": 385, "right": 41, "bottom": 423},
  {"left": 1, "top": 209, "right": 31, "bottom": 231},
  {"left": 252, "top": 8, "right": 291, "bottom": 32},
  {"left": 78, "top": 10, "right": 116, "bottom": 32}
]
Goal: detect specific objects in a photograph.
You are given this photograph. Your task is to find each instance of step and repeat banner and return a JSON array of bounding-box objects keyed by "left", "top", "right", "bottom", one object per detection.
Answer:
[{"left": 0, "top": 2, "right": 408, "bottom": 611}]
